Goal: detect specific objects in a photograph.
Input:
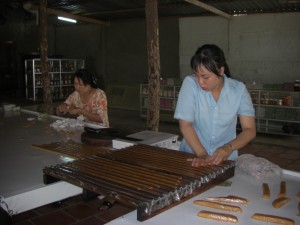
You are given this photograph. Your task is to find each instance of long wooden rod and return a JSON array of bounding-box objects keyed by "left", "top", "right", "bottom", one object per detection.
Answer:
[{"left": 183, "top": 0, "right": 231, "bottom": 19}]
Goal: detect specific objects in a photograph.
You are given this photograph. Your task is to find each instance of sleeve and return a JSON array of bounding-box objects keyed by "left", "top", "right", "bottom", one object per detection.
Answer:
[
  {"left": 174, "top": 76, "right": 197, "bottom": 122},
  {"left": 94, "top": 90, "right": 109, "bottom": 127},
  {"left": 238, "top": 86, "right": 255, "bottom": 117}
]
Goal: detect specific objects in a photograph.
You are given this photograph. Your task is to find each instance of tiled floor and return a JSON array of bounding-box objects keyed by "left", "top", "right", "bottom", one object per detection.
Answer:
[
  {"left": 11, "top": 195, "right": 134, "bottom": 225},
  {"left": 2, "top": 105, "right": 300, "bottom": 225}
]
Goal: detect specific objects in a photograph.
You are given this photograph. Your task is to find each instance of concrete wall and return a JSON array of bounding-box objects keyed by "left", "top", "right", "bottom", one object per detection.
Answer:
[
  {"left": 179, "top": 13, "right": 300, "bottom": 86},
  {"left": 229, "top": 13, "right": 300, "bottom": 85},
  {"left": 0, "top": 11, "right": 55, "bottom": 97},
  {"left": 46, "top": 18, "right": 178, "bottom": 110},
  {"left": 105, "top": 18, "right": 179, "bottom": 85},
  {"left": 54, "top": 18, "right": 179, "bottom": 88},
  {"left": 54, "top": 24, "right": 107, "bottom": 89},
  {"left": 179, "top": 16, "right": 229, "bottom": 78}
]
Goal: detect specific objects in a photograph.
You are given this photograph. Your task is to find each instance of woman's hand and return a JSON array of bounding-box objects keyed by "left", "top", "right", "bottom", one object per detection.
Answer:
[
  {"left": 68, "top": 107, "right": 82, "bottom": 116},
  {"left": 56, "top": 103, "right": 69, "bottom": 115},
  {"left": 206, "top": 144, "right": 233, "bottom": 165},
  {"left": 187, "top": 144, "right": 232, "bottom": 167},
  {"left": 57, "top": 104, "right": 88, "bottom": 119},
  {"left": 187, "top": 155, "right": 209, "bottom": 167}
]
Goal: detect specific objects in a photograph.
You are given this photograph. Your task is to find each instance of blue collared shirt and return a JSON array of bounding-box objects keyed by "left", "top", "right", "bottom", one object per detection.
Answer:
[{"left": 174, "top": 75, "right": 255, "bottom": 160}]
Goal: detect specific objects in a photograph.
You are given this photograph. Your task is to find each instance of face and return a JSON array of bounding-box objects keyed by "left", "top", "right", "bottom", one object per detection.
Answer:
[
  {"left": 195, "top": 65, "right": 224, "bottom": 92},
  {"left": 74, "top": 77, "right": 91, "bottom": 94}
]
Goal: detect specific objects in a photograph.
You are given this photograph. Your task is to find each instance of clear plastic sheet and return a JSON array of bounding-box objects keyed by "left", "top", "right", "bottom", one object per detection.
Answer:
[
  {"left": 140, "top": 161, "right": 235, "bottom": 216},
  {"left": 235, "top": 154, "right": 282, "bottom": 180}
]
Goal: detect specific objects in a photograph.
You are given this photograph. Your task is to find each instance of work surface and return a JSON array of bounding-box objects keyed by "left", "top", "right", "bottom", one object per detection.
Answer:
[
  {"left": 1, "top": 108, "right": 299, "bottom": 224},
  {"left": 106, "top": 170, "right": 300, "bottom": 225},
  {"left": 0, "top": 109, "right": 82, "bottom": 215}
]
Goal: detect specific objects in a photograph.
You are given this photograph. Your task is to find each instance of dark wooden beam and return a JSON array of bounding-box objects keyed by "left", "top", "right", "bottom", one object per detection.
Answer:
[
  {"left": 26, "top": 3, "right": 110, "bottom": 26},
  {"left": 183, "top": 0, "right": 231, "bottom": 19},
  {"left": 39, "top": 0, "right": 52, "bottom": 105},
  {"left": 145, "top": 0, "right": 161, "bottom": 131}
]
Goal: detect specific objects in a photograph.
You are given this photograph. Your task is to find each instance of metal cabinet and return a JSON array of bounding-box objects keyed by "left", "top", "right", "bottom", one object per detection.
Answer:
[
  {"left": 140, "top": 84, "right": 181, "bottom": 122},
  {"left": 249, "top": 89, "right": 300, "bottom": 136},
  {"left": 25, "top": 58, "right": 85, "bottom": 101}
]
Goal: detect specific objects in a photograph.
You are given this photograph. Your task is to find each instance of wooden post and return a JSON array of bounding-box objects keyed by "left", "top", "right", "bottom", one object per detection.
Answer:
[
  {"left": 39, "top": 0, "right": 52, "bottom": 107},
  {"left": 145, "top": 0, "right": 161, "bottom": 131}
]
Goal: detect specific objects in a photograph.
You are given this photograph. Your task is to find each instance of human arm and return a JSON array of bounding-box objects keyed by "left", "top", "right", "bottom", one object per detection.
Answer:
[
  {"left": 56, "top": 103, "right": 70, "bottom": 116},
  {"left": 56, "top": 92, "right": 75, "bottom": 116},
  {"left": 179, "top": 119, "right": 210, "bottom": 167},
  {"left": 56, "top": 90, "right": 109, "bottom": 126},
  {"left": 57, "top": 104, "right": 104, "bottom": 123},
  {"left": 68, "top": 107, "right": 103, "bottom": 123},
  {"left": 206, "top": 82, "right": 256, "bottom": 165},
  {"left": 179, "top": 119, "right": 208, "bottom": 157},
  {"left": 208, "top": 115, "right": 256, "bottom": 165},
  {"left": 70, "top": 89, "right": 109, "bottom": 127}
]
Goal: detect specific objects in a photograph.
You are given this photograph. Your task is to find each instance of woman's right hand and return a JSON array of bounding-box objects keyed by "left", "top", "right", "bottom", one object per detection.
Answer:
[{"left": 56, "top": 104, "right": 69, "bottom": 115}]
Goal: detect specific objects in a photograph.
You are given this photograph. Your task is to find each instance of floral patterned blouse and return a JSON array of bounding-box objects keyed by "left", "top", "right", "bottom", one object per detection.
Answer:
[{"left": 64, "top": 89, "right": 109, "bottom": 127}]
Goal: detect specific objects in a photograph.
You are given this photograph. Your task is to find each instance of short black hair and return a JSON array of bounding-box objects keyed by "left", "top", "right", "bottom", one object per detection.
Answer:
[
  {"left": 74, "top": 69, "right": 98, "bottom": 88},
  {"left": 190, "top": 44, "right": 231, "bottom": 77}
]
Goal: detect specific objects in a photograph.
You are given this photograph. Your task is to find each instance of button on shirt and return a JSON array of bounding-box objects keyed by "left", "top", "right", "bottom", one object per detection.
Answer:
[{"left": 174, "top": 75, "right": 255, "bottom": 160}]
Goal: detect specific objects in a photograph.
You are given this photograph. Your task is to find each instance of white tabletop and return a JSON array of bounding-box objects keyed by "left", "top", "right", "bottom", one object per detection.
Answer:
[
  {"left": 0, "top": 109, "right": 82, "bottom": 215},
  {"left": 105, "top": 170, "right": 300, "bottom": 225}
]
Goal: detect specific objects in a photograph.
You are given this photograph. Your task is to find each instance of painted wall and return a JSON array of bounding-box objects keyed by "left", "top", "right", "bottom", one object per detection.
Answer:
[
  {"left": 229, "top": 13, "right": 300, "bottom": 85},
  {"left": 179, "top": 13, "right": 300, "bottom": 86},
  {"left": 179, "top": 16, "right": 229, "bottom": 78},
  {"left": 54, "top": 24, "right": 107, "bottom": 89},
  {"left": 52, "top": 18, "right": 178, "bottom": 110},
  {"left": 54, "top": 18, "right": 179, "bottom": 88},
  {"left": 0, "top": 11, "right": 55, "bottom": 97}
]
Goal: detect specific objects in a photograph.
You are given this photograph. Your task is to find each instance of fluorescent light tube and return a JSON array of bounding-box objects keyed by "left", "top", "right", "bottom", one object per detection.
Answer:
[{"left": 58, "top": 16, "right": 77, "bottom": 23}]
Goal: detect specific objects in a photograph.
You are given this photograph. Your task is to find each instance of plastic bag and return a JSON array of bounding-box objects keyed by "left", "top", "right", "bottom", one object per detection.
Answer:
[{"left": 235, "top": 154, "right": 282, "bottom": 180}]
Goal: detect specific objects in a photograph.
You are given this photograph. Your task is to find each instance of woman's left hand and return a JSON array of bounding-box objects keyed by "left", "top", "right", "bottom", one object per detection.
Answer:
[
  {"left": 187, "top": 156, "right": 208, "bottom": 167},
  {"left": 68, "top": 107, "right": 82, "bottom": 116},
  {"left": 206, "top": 145, "right": 233, "bottom": 165}
]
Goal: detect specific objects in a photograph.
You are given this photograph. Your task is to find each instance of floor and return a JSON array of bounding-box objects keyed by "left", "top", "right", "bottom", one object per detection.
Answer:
[{"left": 2, "top": 100, "right": 300, "bottom": 225}]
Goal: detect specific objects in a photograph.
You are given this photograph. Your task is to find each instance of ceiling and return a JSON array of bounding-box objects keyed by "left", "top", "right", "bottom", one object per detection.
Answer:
[{"left": 1, "top": 0, "right": 300, "bottom": 25}]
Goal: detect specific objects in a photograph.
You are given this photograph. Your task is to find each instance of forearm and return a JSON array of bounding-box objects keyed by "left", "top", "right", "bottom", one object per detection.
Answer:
[
  {"left": 56, "top": 103, "right": 69, "bottom": 115},
  {"left": 80, "top": 109, "right": 103, "bottom": 123},
  {"left": 228, "top": 127, "right": 256, "bottom": 151},
  {"left": 179, "top": 120, "right": 207, "bottom": 157}
]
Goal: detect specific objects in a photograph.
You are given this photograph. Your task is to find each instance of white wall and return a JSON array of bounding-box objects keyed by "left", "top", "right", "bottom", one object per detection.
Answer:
[
  {"left": 179, "top": 13, "right": 300, "bottom": 85},
  {"left": 179, "top": 16, "right": 229, "bottom": 78}
]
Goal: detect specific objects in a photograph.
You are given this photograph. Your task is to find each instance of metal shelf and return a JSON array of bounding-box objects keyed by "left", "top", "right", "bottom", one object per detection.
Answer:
[
  {"left": 250, "top": 89, "right": 300, "bottom": 136},
  {"left": 25, "top": 58, "right": 85, "bottom": 101},
  {"left": 140, "top": 84, "right": 180, "bottom": 122}
]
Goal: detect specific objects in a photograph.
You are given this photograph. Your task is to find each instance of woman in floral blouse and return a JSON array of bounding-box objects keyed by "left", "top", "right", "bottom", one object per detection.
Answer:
[{"left": 56, "top": 69, "right": 109, "bottom": 127}]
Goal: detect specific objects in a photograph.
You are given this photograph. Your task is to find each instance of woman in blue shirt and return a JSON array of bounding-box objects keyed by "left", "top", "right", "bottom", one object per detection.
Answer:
[{"left": 174, "top": 44, "right": 256, "bottom": 166}]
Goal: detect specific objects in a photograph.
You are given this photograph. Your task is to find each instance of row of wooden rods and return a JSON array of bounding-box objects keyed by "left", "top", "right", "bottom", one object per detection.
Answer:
[
  {"left": 43, "top": 145, "right": 234, "bottom": 206},
  {"left": 33, "top": 141, "right": 109, "bottom": 157},
  {"left": 60, "top": 156, "right": 182, "bottom": 193},
  {"left": 45, "top": 167, "right": 155, "bottom": 204},
  {"left": 45, "top": 158, "right": 194, "bottom": 204},
  {"left": 107, "top": 146, "right": 227, "bottom": 179}
]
